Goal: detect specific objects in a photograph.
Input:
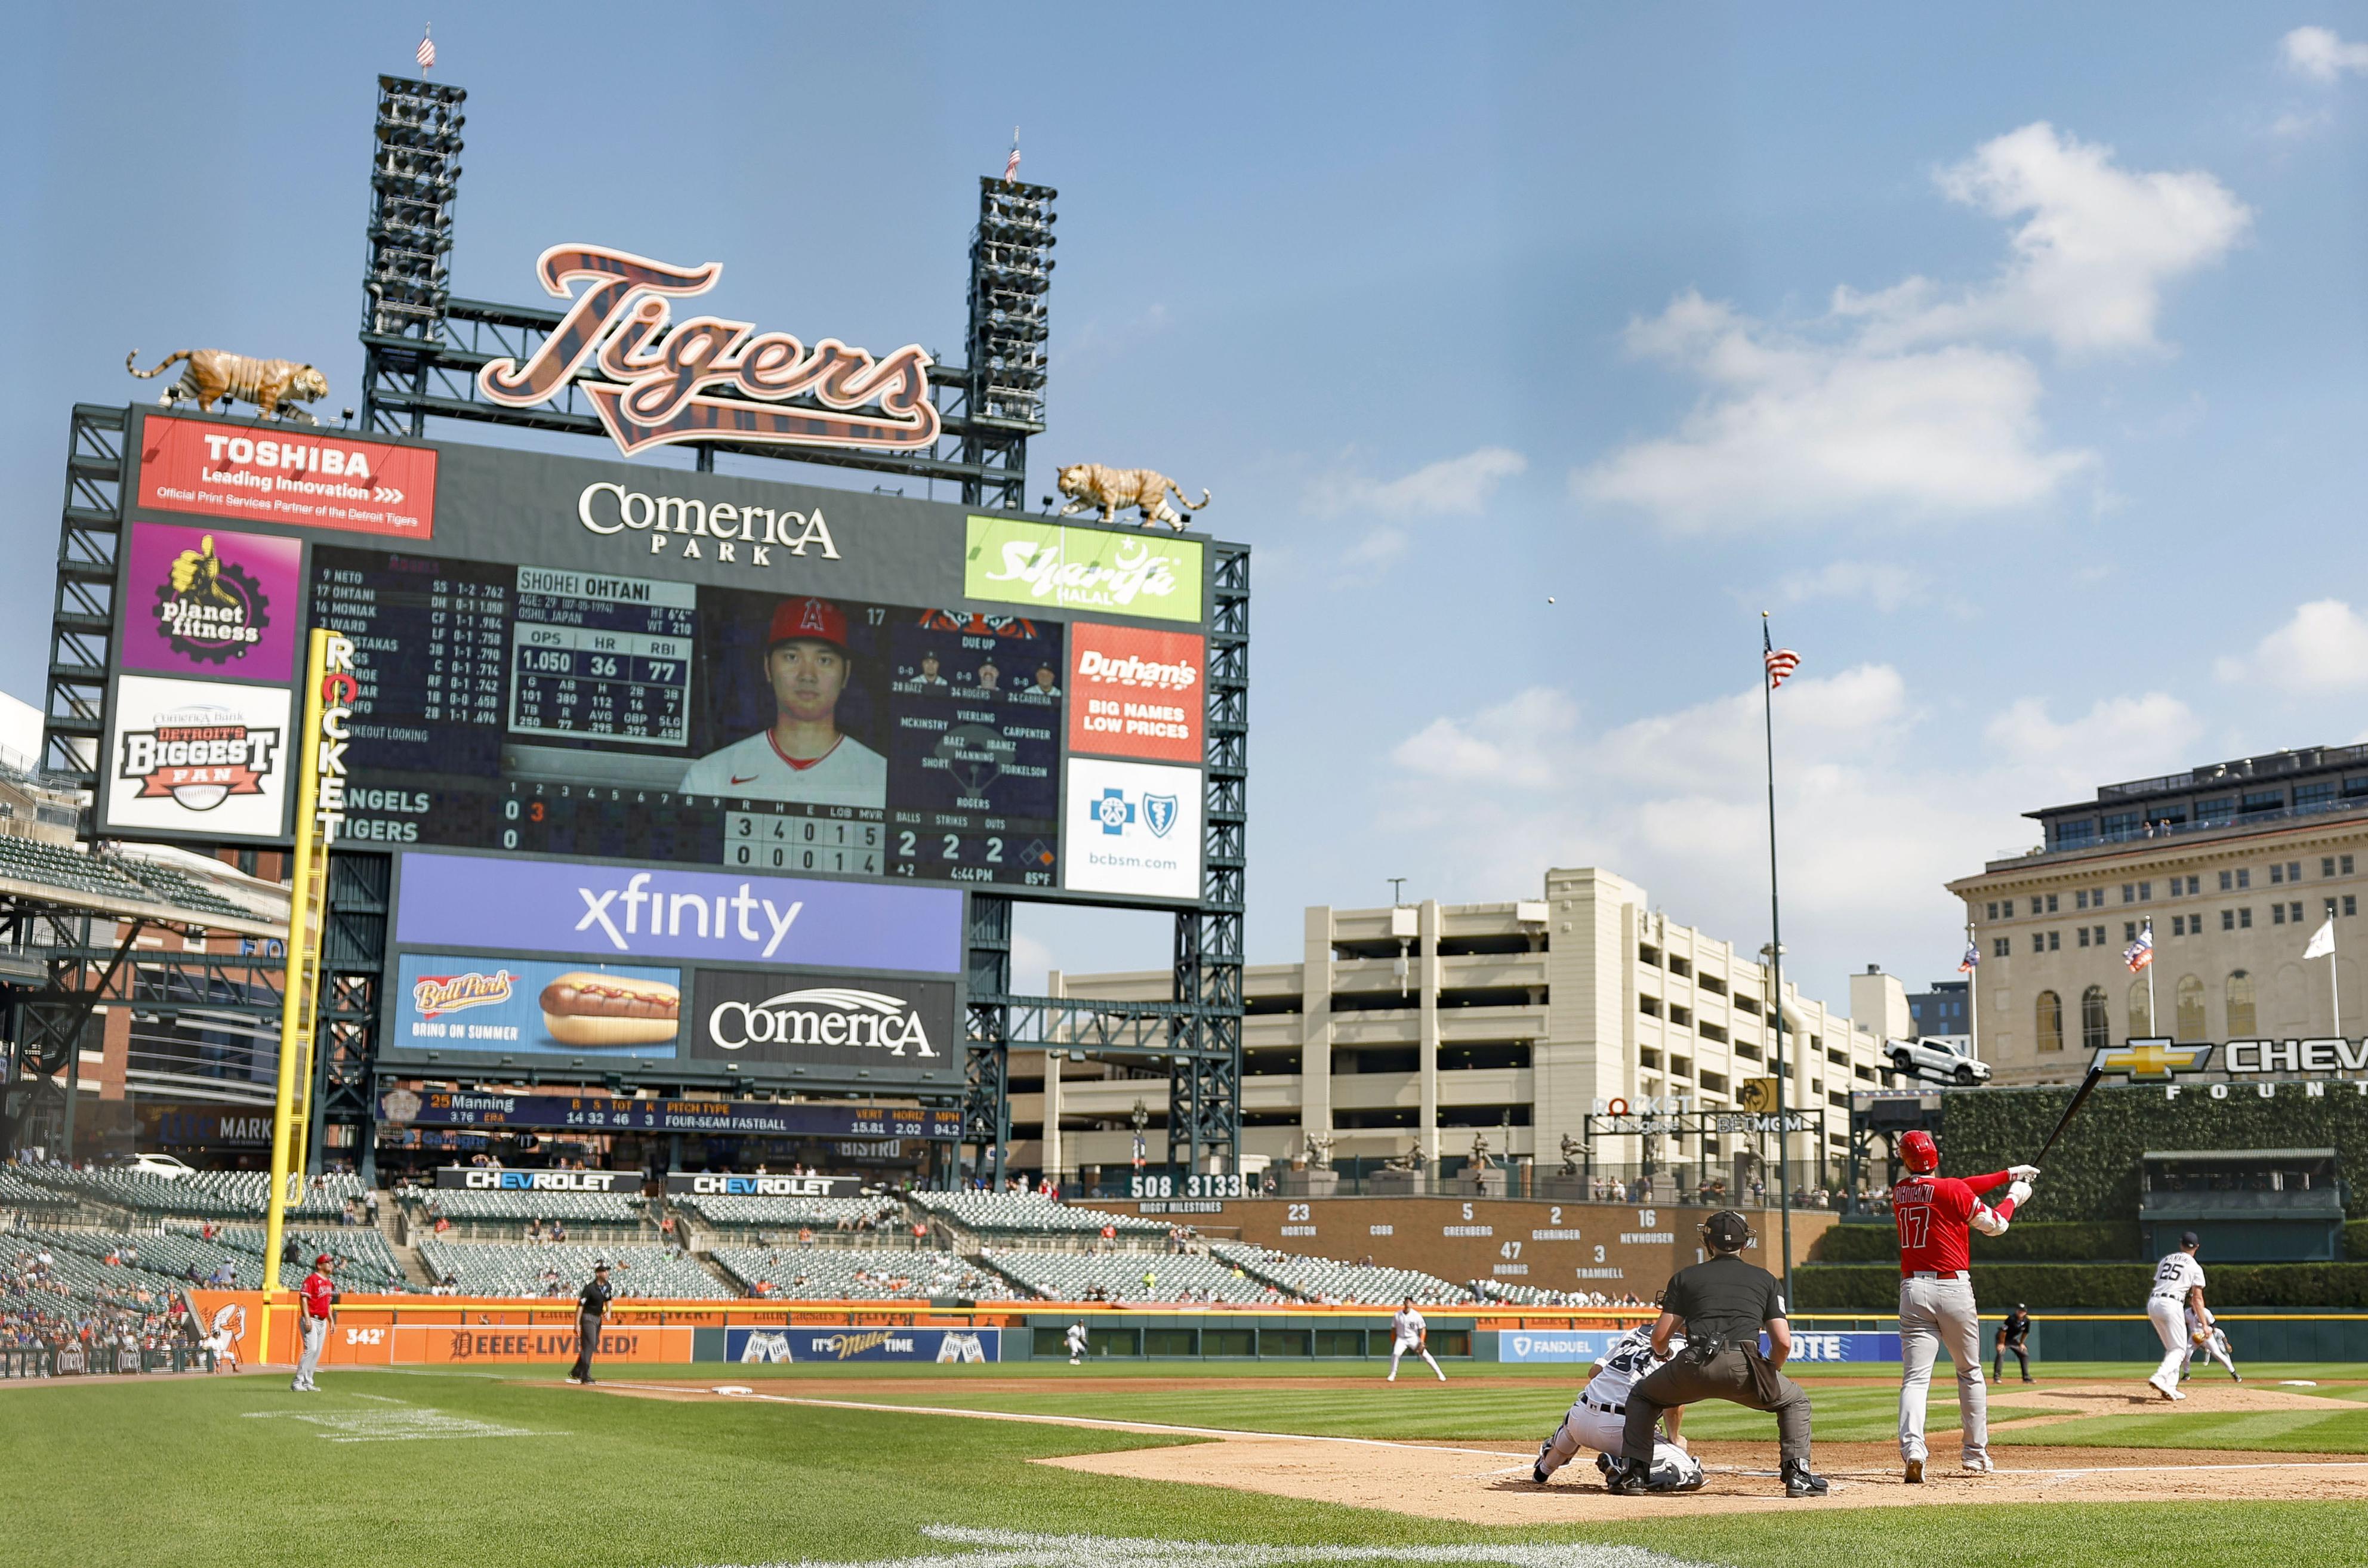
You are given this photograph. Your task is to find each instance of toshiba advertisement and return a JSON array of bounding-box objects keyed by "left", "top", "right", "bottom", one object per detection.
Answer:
[{"left": 134, "top": 413, "right": 437, "bottom": 539}]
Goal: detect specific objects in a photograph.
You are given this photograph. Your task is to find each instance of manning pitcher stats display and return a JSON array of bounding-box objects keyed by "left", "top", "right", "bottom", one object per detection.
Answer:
[{"left": 94, "top": 407, "right": 1213, "bottom": 907}]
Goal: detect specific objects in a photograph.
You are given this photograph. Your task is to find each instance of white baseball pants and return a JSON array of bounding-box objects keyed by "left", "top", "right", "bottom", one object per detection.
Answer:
[
  {"left": 294, "top": 1315, "right": 327, "bottom": 1391},
  {"left": 2148, "top": 1295, "right": 2190, "bottom": 1388},
  {"left": 1388, "top": 1335, "right": 1442, "bottom": 1381},
  {"left": 1899, "top": 1275, "right": 1988, "bottom": 1465},
  {"left": 1537, "top": 1398, "right": 1679, "bottom": 1479}
]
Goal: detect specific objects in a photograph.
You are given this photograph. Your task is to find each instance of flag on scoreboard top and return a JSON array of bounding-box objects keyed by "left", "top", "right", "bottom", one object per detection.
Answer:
[
  {"left": 2125, "top": 922, "right": 2154, "bottom": 972},
  {"left": 417, "top": 26, "right": 436, "bottom": 71},
  {"left": 1004, "top": 128, "right": 1021, "bottom": 183},
  {"left": 1959, "top": 943, "right": 1979, "bottom": 973}
]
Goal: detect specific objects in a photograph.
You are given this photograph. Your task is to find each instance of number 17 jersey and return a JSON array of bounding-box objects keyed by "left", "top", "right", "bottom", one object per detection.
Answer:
[{"left": 1891, "top": 1171, "right": 2010, "bottom": 1276}]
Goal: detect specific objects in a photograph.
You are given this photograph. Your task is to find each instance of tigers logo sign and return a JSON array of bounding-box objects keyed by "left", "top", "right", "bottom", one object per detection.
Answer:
[{"left": 477, "top": 245, "right": 940, "bottom": 459}]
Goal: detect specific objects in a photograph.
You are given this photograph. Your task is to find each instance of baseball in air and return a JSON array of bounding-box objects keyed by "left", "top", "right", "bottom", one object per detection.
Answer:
[{"left": 1546, "top": 597, "right": 1556, "bottom": 604}]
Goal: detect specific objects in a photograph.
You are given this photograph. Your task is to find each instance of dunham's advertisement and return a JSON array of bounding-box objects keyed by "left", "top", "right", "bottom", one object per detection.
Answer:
[
  {"left": 132, "top": 412, "right": 437, "bottom": 538},
  {"left": 1062, "top": 757, "right": 1204, "bottom": 900},
  {"left": 119, "top": 521, "right": 303, "bottom": 683},
  {"left": 1066, "top": 623, "right": 1203, "bottom": 764},
  {"left": 394, "top": 953, "right": 683, "bottom": 1057},
  {"left": 102, "top": 675, "right": 292, "bottom": 840}
]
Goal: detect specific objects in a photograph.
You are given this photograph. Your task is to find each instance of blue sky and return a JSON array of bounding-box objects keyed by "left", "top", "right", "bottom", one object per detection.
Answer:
[{"left": 6, "top": 5, "right": 2368, "bottom": 1016}]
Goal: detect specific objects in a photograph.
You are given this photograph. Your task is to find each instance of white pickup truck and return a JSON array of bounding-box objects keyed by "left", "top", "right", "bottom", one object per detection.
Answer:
[{"left": 1887, "top": 1036, "right": 1993, "bottom": 1087}]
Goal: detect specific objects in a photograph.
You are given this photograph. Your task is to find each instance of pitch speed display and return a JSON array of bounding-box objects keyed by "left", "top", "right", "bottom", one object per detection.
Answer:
[{"left": 311, "top": 547, "right": 1065, "bottom": 886}]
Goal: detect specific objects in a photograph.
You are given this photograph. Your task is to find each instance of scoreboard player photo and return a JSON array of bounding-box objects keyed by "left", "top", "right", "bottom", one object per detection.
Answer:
[{"left": 680, "top": 595, "right": 887, "bottom": 809}]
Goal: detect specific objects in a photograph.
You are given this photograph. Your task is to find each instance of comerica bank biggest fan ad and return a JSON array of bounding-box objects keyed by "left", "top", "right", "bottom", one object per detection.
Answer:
[{"left": 6, "top": 11, "right": 2368, "bottom": 1568}]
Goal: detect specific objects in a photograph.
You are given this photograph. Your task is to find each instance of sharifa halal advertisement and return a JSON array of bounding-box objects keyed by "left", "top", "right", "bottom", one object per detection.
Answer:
[{"left": 691, "top": 970, "right": 958, "bottom": 1085}]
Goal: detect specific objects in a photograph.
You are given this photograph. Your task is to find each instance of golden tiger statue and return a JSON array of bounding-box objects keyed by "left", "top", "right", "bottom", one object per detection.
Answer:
[
  {"left": 1055, "top": 464, "right": 1211, "bottom": 531},
  {"left": 127, "top": 349, "right": 329, "bottom": 424}
]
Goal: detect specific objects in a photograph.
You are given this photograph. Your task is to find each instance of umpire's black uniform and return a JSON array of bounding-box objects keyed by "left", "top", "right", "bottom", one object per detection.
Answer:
[
  {"left": 1993, "top": 1305, "right": 2033, "bottom": 1382},
  {"left": 569, "top": 1262, "right": 613, "bottom": 1384},
  {"left": 1615, "top": 1211, "right": 1826, "bottom": 1497}
]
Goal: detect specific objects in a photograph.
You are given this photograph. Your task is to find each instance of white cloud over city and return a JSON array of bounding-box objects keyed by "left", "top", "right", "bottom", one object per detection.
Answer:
[
  {"left": 1306, "top": 445, "right": 1528, "bottom": 569},
  {"left": 1575, "top": 124, "right": 2248, "bottom": 532},
  {"left": 2283, "top": 25, "right": 2368, "bottom": 82}
]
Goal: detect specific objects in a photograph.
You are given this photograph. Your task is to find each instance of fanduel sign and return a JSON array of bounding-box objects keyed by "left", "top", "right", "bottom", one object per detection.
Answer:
[
  {"left": 393, "top": 851, "right": 961, "bottom": 973},
  {"left": 477, "top": 245, "right": 939, "bottom": 459}
]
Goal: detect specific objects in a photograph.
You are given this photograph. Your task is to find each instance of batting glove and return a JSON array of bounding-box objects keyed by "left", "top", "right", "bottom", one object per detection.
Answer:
[
  {"left": 2006, "top": 1180, "right": 2033, "bottom": 1207},
  {"left": 2008, "top": 1165, "right": 2041, "bottom": 1182}
]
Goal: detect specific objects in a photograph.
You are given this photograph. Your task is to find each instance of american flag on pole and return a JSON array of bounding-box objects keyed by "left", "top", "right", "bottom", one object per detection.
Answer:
[
  {"left": 1763, "top": 643, "right": 1800, "bottom": 689},
  {"left": 1003, "top": 128, "right": 1021, "bottom": 183},
  {"left": 1958, "top": 943, "right": 1979, "bottom": 973},
  {"left": 2124, "top": 922, "right": 2154, "bottom": 973},
  {"left": 417, "top": 26, "right": 435, "bottom": 72}
]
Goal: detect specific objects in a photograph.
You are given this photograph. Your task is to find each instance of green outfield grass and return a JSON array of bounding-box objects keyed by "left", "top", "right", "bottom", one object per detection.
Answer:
[{"left": 6, "top": 1366, "right": 2367, "bottom": 1568}]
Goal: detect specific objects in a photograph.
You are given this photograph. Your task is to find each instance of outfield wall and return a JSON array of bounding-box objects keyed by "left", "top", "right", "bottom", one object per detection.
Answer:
[
  {"left": 192, "top": 1292, "right": 2368, "bottom": 1367},
  {"left": 1084, "top": 1196, "right": 1839, "bottom": 1291}
]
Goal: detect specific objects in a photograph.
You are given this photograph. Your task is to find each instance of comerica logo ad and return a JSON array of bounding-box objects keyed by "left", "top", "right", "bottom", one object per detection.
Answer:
[{"left": 706, "top": 987, "right": 938, "bottom": 1058}]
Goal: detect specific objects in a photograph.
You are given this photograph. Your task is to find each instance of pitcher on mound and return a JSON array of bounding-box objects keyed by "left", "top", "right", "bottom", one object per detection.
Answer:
[{"left": 1889, "top": 1129, "right": 2036, "bottom": 1481}]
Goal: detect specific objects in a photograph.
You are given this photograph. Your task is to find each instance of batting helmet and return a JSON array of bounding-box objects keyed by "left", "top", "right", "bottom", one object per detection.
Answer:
[
  {"left": 313, "top": 1254, "right": 333, "bottom": 1267},
  {"left": 1901, "top": 1129, "right": 1940, "bottom": 1174}
]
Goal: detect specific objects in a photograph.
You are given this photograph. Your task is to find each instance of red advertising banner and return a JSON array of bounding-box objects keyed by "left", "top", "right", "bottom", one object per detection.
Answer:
[
  {"left": 1067, "top": 622, "right": 1205, "bottom": 763},
  {"left": 135, "top": 414, "right": 436, "bottom": 539}
]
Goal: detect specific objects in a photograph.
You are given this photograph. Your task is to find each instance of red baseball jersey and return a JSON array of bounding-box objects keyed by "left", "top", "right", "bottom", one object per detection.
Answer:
[
  {"left": 1891, "top": 1171, "right": 2011, "bottom": 1276},
  {"left": 300, "top": 1270, "right": 334, "bottom": 1319}
]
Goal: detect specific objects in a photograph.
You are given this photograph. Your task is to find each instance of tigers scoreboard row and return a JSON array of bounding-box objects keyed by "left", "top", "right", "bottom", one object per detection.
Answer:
[{"left": 94, "top": 407, "right": 1215, "bottom": 906}]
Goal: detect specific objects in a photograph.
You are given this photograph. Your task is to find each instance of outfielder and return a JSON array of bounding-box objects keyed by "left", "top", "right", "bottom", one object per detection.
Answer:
[
  {"left": 293, "top": 1254, "right": 335, "bottom": 1392},
  {"left": 1386, "top": 1298, "right": 1445, "bottom": 1382},
  {"left": 1889, "top": 1129, "right": 2035, "bottom": 1481},
  {"left": 2182, "top": 1304, "right": 2240, "bottom": 1382},
  {"left": 2146, "top": 1232, "right": 2208, "bottom": 1400},
  {"left": 1533, "top": 1325, "right": 1701, "bottom": 1491},
  {"left": 1065, "top": 1320, "right": 1089, "bottom": 1366}
]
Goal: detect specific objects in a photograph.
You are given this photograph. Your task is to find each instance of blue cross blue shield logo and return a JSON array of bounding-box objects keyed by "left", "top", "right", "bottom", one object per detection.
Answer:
[
  {"left": 1142, "top": 794, "right": 1178, "bottom": 838},
  {"left": 1090, "top": 788, "right": 1135, "bottom": 836}
]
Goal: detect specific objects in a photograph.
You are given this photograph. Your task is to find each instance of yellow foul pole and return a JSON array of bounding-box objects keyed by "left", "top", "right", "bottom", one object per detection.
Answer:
[{"left": 262, "top": 629, "right": 346, "bottom": 1353}]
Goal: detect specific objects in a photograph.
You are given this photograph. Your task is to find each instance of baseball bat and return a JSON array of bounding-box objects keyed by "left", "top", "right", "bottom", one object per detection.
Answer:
[{"left": 2033, "top": 1064, "right": 2104, "bottom": 1164}]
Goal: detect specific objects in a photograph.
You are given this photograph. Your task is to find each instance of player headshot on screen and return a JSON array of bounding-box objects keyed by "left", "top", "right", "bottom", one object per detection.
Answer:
[
  {"left": 976, "top": 658, "right": 1001, "bottom": 694},
  {"left": 1032, "top": 663, "right": 1060, "bottom": 696},
  {"left": 679, "top": 596, "right": 887, "bottom": 809},
  {"left": 912, "top": 652, "right": 948, "bottom": 687}
]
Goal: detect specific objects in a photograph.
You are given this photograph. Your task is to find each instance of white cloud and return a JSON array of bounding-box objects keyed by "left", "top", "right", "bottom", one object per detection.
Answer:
[
  {"left": 2283, "top": 25, "right": 2368, "bottom": 82},
  {"left": 1379, "top": 668, "right": 2204, "bottom": 1015},
  {"left": 1308, "top": 446, "right": 1527, "bottom": 520},
  {"left": 2214, "top": 599, "right": 2368, "bottom": 691},
  {"left": 1772, "top": 560, "right": 1930, "bottom": 613},
  {"left": 1577, "top": 124, "right": 2246, "bottom": 531},
  {"left": 1576, "top": 291, "right": 2090, "bottom": 530},
  {"left": 1843, "top": 125, "right": 2251, "bottom": 357}
]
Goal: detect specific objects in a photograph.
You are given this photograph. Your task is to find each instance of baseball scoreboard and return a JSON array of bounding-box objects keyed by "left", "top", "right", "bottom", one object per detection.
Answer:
[{"left": 91, "top": 405, "right": 1223, "bottom": 1087}]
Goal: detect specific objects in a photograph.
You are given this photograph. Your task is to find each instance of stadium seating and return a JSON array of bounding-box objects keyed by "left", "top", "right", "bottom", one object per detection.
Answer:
[
  {"left": 14, "top": 1166, "right": 362, "bottom": 1221},
  {"left": 911, "top": 1192, "right": 1164, "bottom": 1239},
  {"left": 402, "top": 1188, "right": 646, "bottom": 1227},
  {"left": 708, "top": 1245, "right": 1020, "bottom": 1302},
  {"left": 668, "top": 1194, "right": 907, "bottom": 1233},
  {"left": 417, "top": 1239, "right": 727, "bottom": 1299},
  {"left": 979, "top": 1247, "right": 1279, "bottom": 1305},
  {"left": 1209, "top": 1242, "right": 1469, "bottom": 1306},
  {"left": 0, "top": 1168, "right": 76, "bottom": 1215},
  {"left": 1475, "top": 1280, "right": 1619, "bottom": 1308}
]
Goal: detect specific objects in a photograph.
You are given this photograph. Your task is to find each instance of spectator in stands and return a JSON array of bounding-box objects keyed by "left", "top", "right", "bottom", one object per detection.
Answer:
[
  {"left": 796, "top": 1227, "right": 813, "bottom": 1248},
  {"left": 551, "top": 1221, "right": 568, "bottom": 1244},
  {"left": 365, "top": 1190, "right": 381, "bottom": 1226}
]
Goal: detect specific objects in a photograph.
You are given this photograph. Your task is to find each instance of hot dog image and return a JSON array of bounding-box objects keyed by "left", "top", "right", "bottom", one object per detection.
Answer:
[{"left": 539, "top": 972, "right": 680, "bottom": 1046}]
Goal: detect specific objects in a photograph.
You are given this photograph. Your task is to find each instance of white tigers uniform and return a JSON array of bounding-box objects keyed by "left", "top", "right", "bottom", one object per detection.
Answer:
[
  {"left": 2184, "top": 1306, "right": 2238, "bottom": 1380},
  {"left": 1388, "top": 1307, "right": 1444, "bottom": 1381},
  {"left": 1536, "top": 1328, "right": 1698, "bottom": 1484},
  {"left": 2147, "top": 1251, "right": 2207, "bottom": 1396},
  {"left": 1065, "top": 1323, "right": 1089, "bottom": 1365},
  {"left": 679, "top": 731, "right": 886, "bottom": 809}
]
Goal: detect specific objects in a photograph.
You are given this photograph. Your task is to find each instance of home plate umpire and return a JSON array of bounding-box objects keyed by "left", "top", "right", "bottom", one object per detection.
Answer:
[{"left": 1610, "top": 1209, "right": 1829, "bottom": 1498}]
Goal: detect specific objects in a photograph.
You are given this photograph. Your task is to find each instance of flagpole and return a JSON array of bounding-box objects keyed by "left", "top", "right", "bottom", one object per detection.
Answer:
[
  {"left": 2330, "top": 922, "right": 2342, "bottom": 1036},
  {"left": 1760, "top": 612, "right": 1793, "bottom": 1305},
  {"left": 2145, "top": 920, "right": 2157, "bottom": 1035},
  {"left": 1965, "top": 920, "right": 1980, "bottom": 1063}
]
